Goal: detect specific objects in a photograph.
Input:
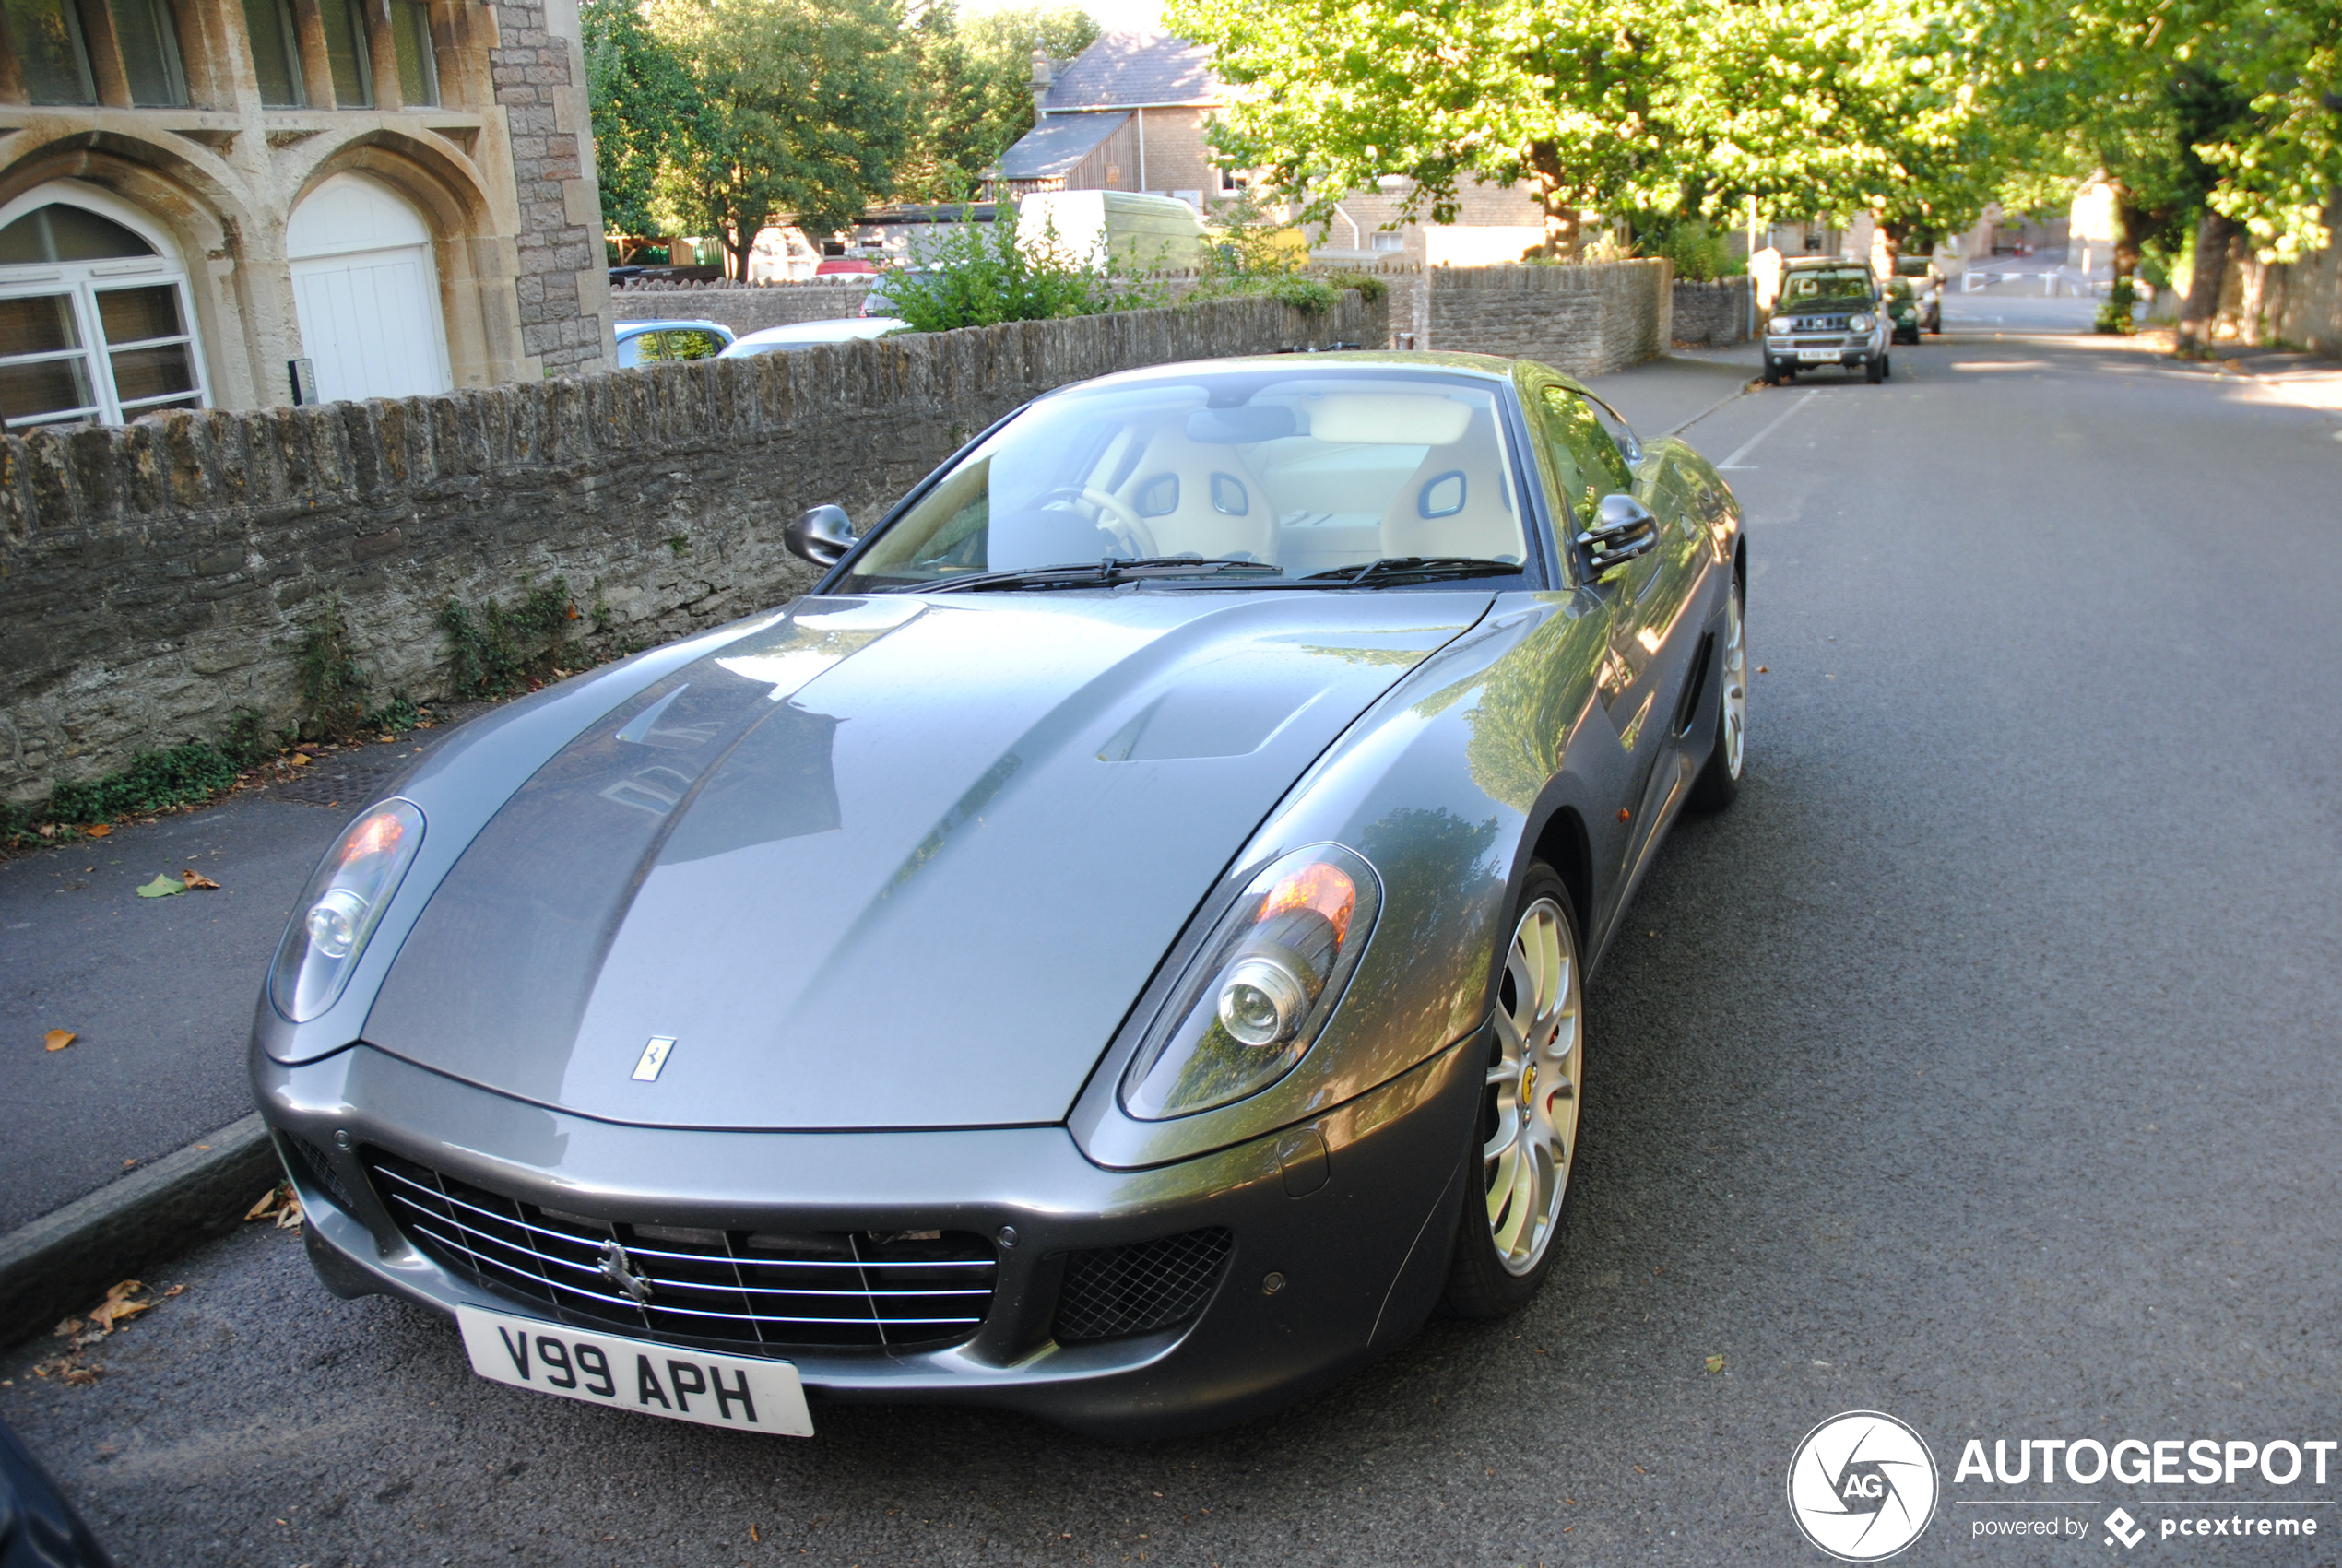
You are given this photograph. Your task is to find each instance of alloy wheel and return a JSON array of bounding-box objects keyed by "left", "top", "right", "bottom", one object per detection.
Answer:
[
  {"left": 1481, "top": 896, "right": 1584, "bottom": 1275},
  {"left": 1721, "top": 581, "right": 1746, "bottom": 779}
]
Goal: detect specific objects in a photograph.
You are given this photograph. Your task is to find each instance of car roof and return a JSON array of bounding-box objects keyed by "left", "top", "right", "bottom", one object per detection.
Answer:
[
  {"left": 614, "top": 319, "right": 733, "bottom": 338},
  {"left": 718, "top": 317, "right": 910, "bottom": 355}
]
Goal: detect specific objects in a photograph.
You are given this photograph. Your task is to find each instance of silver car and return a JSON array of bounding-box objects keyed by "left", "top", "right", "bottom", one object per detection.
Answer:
[
  {"left": 1764, "top": 259, "right": 1892, "bottom": 383},
  {"left": 252, "top": 352, "right": 1747, "bottom": 1439}
]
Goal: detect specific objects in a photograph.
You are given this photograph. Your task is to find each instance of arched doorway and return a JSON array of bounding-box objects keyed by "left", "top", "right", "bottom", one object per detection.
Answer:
[
  {"left": 0, "top": 182, "right": 208, "bottom": 430},
  {"left": 287, "top": 171, "right": 452, "bottom": 403}
]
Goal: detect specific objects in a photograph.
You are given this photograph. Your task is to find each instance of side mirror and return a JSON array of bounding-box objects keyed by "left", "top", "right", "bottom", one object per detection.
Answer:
[
  {"left": 785, "top": 504, "right": 856, "bottom": 567},
  {"left": 1576, "top": 492, "right": 1661, "bottom": 577}
]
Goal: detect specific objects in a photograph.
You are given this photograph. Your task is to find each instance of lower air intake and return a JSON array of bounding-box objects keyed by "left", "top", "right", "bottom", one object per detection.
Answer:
[{"left": 1053, "top": 1228, "right": 1234, "bottom": 1343}]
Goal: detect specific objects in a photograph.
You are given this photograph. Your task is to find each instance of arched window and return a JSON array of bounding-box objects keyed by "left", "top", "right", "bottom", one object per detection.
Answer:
[{"left": 0, "top": 185, "right": 207, "bottom": 430}]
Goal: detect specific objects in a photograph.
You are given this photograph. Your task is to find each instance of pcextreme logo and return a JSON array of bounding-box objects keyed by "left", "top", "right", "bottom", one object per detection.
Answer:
[{"left": 1789, "top": 1411, "right": 1941, "bottom": 1562}]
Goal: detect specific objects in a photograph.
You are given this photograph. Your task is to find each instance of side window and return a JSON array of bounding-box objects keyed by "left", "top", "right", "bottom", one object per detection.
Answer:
[
  {"left": 665, "top": 329, "right": 722, "bottom": 360},
  {"left": 1537, "top": 386, "right": 1633, "bottom": 527},
  {"left": 615, "top": 333, "right": 645, "bottom": 368}
]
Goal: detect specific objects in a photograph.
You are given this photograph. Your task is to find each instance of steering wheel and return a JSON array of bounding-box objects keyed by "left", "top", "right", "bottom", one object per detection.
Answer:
[{"left": 1038, "top": 486, "right": 1157, "bottom": 559}]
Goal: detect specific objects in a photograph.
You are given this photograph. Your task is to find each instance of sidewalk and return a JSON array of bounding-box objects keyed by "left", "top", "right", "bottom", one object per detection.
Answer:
[
  {"left": 0, "top": 348, "right": 1763, "bottom": 1341},
  {"left": 0, "top": 725, "right": 472, "bottom": 1233}
]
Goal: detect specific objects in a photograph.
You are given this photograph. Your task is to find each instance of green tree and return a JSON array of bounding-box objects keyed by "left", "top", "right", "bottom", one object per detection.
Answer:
[
  {"left": 581, "top": 0, "right": 704, "bottom": 244},
  {"left": 650, "top": 0, "right": 917, "bottom": 277},
  {"left": 898, "top": 4, "right": 1101, "bottom": 203}
]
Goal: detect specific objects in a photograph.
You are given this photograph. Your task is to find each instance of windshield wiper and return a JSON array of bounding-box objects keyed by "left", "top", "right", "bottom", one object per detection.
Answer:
[
  {"left": 892, "top": 557, "right": 1285, "bottom": 594},
  {"left": 1295, "top": 556, "right": 1524, "bottom": 586}
]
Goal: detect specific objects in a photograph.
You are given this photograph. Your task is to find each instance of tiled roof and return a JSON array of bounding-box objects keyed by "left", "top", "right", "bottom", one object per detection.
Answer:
[
  {"left": 1045, "top": 30, "right": 1219, "bottom": 110},
  {"left": 994, "top": 111, "right": 1132, "bottom": 181}
]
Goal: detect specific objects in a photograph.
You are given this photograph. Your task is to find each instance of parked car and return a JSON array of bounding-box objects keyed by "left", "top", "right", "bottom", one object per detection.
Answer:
[
  {"left": 614, "top": 320, "right": 735, "bottom": 368},
  {"left": 1884, "top": 279, "right": 1929, "bottom": 345},
  {"left": 1, "top": 1420, "right": 115, "bottom": 1566},
  {"left": 813, "top": 256, "right": 881, "bottom": 277},
  {"left": 252, "top": 351, "right": 1745, "bottom": 1441},
  {"left": 717, "top": 318, "right": 909, "bottom": 357},
  {"left": 1887, "top": 255, "right": 1943, "bottom": 338},
  {"left": 1764, "top": 258, "right": 1892, "bottom": 383}
]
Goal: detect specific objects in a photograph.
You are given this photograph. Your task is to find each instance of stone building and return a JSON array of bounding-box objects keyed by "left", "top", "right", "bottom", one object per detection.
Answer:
[
  {"left": 991, "top": 28, "right": 1547, "bottom": 266},
  {"left": 0, "top": 0, "right": 611, "bottom": 429}
]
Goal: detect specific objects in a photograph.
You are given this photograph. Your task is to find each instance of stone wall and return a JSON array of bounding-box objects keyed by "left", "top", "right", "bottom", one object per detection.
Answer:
[
  {"left": 1672, "top": 277, "right": 1752, "bottom": 347},
  {"left": 612, "top": 281, "right": 878, "bottom": 336},
  {"left": 1416, "top": 260, "right": 1674, "bottom": 375},
  {"left": 0, "top": 291, "right": 1382, "bottom": 803},
  {"left": 2207, "top": 195, "right": 2342, "bottom": 357}
]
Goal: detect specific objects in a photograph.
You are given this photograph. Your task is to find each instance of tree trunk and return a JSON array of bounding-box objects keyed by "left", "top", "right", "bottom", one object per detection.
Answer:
[
  {"left": 2111, "top": 194, "right": 2147, "bottom": 289},
  {"left": 1525, "top": 142, "right": 1581, "bottom": 261},
  {"left": 2176, "top": 210, "right": 2239, "bottom": 357}
]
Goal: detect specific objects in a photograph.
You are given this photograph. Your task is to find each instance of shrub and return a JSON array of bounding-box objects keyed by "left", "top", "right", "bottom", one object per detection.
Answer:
[
  {"left": 1641, "top": 218, "right": 1744, "bottom": 282},
  {"left": 877, "top": 210, "right": 1156, "bottom": 332},
  {"left": 441, "top": 579, "right": 578, "bottom": 700}
]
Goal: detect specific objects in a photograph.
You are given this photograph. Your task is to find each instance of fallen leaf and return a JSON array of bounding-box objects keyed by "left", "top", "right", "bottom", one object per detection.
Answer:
[
  {"left": 244, "top": 1184, "right": 288, "bottom": 1221},
  {"left": 178, "top": 869, "right": 221, "bottom": 890},
  {"left": 1705, "top": 1354, "right": 1726, "bottom": 1374},
  {"left": 44, "top": 1030, "right": 77, "bottom": 1052},
  {"left": 136, "top": 874, "right": 184, "bottom": 898},
  {"left": 163, "top": 1284, "right": 185, "bottom": 1298},
  {"left": 287, "top": 752, "right": 311, "bottom": 766},
  {"left": 1756, "top": 665, "right": 1768, "bottom": 673},
  {"left": 62, "top": 1366, "right": 99, "bottom": 1385},
  {"left": 121, "top": 1157, "right": 136, "bottom": 1169},
  {"left": 83, "top": 823, "right": 112, "bottom": 838},
  {"left": 105, "top": 1279, "right": 144, "bottom": 1302},
  {"left": 53, "top": 1317, "right": 81, "bottom": 1338},
  {"left": 37, "top": 824, "right": 56, "bottom": 838}
]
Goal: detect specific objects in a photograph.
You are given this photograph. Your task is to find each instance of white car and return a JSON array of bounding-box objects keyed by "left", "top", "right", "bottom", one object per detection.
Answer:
[{"left": 717, "top": 318, "right": 910, "bottom": 358}]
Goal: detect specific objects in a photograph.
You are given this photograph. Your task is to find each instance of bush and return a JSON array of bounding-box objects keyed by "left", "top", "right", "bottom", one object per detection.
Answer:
[
  {"left": 1641, "top": 218, "right": 1744, "bottom": 282},
  {"left": 440, "top": 579, "right": 578, "bottom": 700},
  {"left": 2095, "top": 277, "right": 2138, "bottom": 335},
  {"left": 877, "top": 211, "right": 1156, "bottom": 332}
]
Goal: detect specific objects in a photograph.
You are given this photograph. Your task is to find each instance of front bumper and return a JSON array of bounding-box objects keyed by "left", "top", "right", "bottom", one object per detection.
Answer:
[
  {"left": 254, "top": 1034, "right": 1480, "bottom": 1439},
  {"left": 1765, "top": 334, "right": 1877, "bottom": 367}
]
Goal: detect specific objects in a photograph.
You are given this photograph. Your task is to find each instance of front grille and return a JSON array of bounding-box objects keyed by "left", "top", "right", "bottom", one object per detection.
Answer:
[
  {"left": 1792, "top": 313, "right": 1854, "bottom": 332},
  {"left": 365, "top": 1151, "right": 997, "bottom": 1354},
  {"left": 284, "top": 1133, "right": 355, "bottom": 1213},
  {"left": 1053, "top": 1228, "right": 1233, "bottom": 1343}
]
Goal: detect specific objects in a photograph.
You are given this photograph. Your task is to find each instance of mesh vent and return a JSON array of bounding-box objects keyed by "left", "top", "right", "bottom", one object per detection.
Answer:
[
  {"left": 285, "top": 1133, "right": 355, "bottom": 1214},
  {"left": 1053, "top": 1228, "right": 1233, "bottom": 1343}
]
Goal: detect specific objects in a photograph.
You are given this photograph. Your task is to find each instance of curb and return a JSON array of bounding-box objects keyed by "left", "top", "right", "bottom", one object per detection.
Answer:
[{"left": 0, "top": 1113, "right": 278, "bottom": 1349}]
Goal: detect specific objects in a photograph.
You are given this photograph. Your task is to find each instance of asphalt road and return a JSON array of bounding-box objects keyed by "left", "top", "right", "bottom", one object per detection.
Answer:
[{"left": 8, "top": 320, "right": 2342, "bottom": 1568}]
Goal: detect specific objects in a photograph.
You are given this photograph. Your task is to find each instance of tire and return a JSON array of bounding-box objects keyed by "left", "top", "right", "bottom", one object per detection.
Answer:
[
  {"left": 1687, "top": 571, "right": 1745, "bottom": 813},
  {"left": 1761, "top": 359, "right": 1783, "bottom": 385},
  {"left": 1865, "top": 352, "right": 1886, "bottom": 384},
  {"left": 1441, "top": 865, "right": 1585, "bottom": 1320}
]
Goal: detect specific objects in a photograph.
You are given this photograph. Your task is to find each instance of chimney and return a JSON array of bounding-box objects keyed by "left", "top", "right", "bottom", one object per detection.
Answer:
[{"left": 1031, "top": 48, "right": 1053, "bottom": 118}]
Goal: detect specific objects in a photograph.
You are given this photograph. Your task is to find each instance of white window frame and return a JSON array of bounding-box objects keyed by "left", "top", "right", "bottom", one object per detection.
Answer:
[{"left": 0, "top": 183, "right": 209, "bottom": 430}]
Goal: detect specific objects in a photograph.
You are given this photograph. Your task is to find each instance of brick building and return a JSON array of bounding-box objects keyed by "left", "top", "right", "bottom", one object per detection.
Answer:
[
  {"left": 991, "top": 29, "right": 1546, "bottom": 268},
  {"left": 0, "top": 0, "right": 612, "bottom": 429}
]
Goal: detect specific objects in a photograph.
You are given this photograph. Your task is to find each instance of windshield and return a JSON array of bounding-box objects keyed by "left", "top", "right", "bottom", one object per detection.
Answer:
[
  {"left": 837, "top": 371, "right": 1531, "bottom": 590},
  {"left": 1780, "top": 267, "right": 1875, "bottom": 307}
]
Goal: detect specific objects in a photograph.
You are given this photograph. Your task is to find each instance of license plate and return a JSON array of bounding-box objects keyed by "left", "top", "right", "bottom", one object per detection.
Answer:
[
  {"left": 456, "top": 1304, "right": 814, "bottom": 1436},
  {"left": 1797, "top": 348, "right": 1840, "bottom": 362}
]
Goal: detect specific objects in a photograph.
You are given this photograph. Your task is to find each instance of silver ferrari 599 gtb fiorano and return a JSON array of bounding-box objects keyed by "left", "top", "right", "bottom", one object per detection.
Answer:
[{"left": 252, "top": 351, "right": 1745, "bottom": 1439}]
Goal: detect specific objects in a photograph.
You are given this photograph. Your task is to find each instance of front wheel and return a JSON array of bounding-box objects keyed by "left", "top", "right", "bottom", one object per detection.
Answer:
[
  {"left": 1687, "top": 572, "right": 1745, "bottom": 812},
  {"left": 1441, "top": 867, "right": 1585, "bottom": 1319},
  {"left": 1865, "top": 352, "right": 1886, "bottom": 384}
]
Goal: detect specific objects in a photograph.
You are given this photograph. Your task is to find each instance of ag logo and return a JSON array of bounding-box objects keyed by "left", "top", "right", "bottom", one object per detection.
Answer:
[{"left": 1787, "top": 1410, "right": 1939, "bottom": 1561}]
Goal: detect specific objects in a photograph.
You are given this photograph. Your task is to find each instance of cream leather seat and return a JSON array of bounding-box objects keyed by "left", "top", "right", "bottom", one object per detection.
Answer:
[
  {"left": 1112, "top": 424, "right": 1278, "bottom": 563},
  {"left": 1376, "top": 407, "right": 1523, "bottom": 561}
]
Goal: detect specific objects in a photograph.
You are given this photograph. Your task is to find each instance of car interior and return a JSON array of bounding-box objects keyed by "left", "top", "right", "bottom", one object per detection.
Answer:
[{"left": 852, "top": 379, "right": 1532, "bottom": 584}]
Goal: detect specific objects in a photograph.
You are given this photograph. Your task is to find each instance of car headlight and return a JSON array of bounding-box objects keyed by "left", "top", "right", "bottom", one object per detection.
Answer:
[
  {"left": 1849, "top": 312, "right": 1875, "bottom": 331},
  {"left": 1768, "top": 315, "right": 1793, "bottom": 335},
  {"left": 1120, "top": 844, "right": 1382, "bottom": 1120},
  {"left": 269, "top": 800, "right": 425, "bottom": 1023}
]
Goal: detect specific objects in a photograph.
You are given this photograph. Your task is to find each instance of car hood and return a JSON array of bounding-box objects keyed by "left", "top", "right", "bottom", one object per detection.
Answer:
[{"left": 363, "top": 590, "right": 1489, "bottom": 1130}]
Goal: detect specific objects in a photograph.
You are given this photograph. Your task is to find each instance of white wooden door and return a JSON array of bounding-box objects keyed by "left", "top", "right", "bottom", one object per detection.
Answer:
[{"left": 286, "top": 173, "right": 452, "bottom": 404}]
